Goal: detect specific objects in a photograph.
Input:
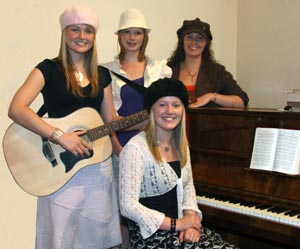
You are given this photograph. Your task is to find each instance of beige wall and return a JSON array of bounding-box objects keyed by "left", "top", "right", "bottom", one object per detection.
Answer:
[
  {"left": 237, "top": 0, "right": 300, "bottom": 108},
  {"left": 0, "top": 0, "right": 237, "bottom": 248},
  {"left": 3, "top": 0, "right": 300, "bottom": 248}
]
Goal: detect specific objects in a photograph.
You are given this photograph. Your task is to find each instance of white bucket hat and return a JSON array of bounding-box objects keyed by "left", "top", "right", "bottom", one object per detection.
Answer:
[{"left": 115, "top": 8, "right": 151, "bottom": 34}]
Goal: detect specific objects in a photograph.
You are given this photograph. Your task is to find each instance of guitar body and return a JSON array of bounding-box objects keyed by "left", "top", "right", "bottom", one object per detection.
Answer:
[{"left": 3, "top": 108, "right": 112, "bottom": 196}]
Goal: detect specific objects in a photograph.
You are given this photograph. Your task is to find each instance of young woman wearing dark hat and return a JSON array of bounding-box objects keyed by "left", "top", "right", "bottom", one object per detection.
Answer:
[
  {"left": 167, "top": 18, "right": 249, "bottom": 108},
  {"left": 8, "top": 5, "right": 122, "bottom": 248},
  {"left": 119, "top": 78, "right": 238, "bottom": 248}
]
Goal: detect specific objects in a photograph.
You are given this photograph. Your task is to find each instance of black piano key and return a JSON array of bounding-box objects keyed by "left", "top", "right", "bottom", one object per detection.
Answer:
[
  {"left": 267, "top": 207, "right": 280, "bottom": 213},
  {"left": 228, "top": 198, "right": 242, "bottom": 204},
  {"left": 241, "top": 201, "right": 251, "bottom": 207},
  {"left": 267, "top": 207, "right": 289, "bottom": 213},
  {"left": 204, "top": 193, "right": 215, "bottom": 199},
  {"left": 284, "top": 210, "right": 299, "bottom": 217},
  {"left": 247, "top": 201, "right": 259, "bottom": 207},
  {"left": 225, "top": 197, "right": 235, "bottom": 202},
  {"left": 218, "top": 196, "right": 228, "bottom": 201},
  {"left": 213, "top": 194, "right": 222, "bottom": 200},
  {"left": 273, "top": 207, "right": 290, "bottom": 214},
  {"left": 240, "top": 201, "right": 258, "bottom": 207},
  {"left": 239, "top": 200, "right": 247, "bottom": 206},
  {"left": 255, "top": 204, "right": 272, "bottom": 210}
]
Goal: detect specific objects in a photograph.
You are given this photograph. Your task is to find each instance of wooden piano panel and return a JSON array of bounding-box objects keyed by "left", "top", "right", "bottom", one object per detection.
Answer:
[{"left": 188, "top": 107, "right": 300, "bottom": 248}]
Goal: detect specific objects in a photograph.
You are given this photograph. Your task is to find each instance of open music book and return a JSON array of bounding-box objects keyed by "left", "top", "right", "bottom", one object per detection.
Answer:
[{"left": 250, "top": 127, "right": 300, "bottom": 175}]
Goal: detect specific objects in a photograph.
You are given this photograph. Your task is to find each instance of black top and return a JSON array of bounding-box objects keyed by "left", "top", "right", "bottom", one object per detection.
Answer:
[
  {"left": 139, "top": 161, "right": 181, "bottom": 218},
  {"left": 37, "top": 59, "right": 111, "bottom": 118}
]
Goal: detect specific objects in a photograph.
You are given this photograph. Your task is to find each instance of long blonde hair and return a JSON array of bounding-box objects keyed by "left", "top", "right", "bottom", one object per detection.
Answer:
[
  {"left": 144, "top": 108, "right": 188, "bottom": 167},
  {"left": 58, "top": 29, "right": 99, "bottom": 97}
]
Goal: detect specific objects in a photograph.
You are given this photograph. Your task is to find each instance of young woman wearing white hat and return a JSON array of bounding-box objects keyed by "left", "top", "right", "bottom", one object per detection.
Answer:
[{"left": 103, "top": 8, "right": 172, "bottom": 246}]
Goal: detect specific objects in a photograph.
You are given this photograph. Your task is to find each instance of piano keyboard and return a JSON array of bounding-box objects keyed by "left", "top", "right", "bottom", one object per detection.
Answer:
[{"left": 197, "top": 193, "right": 300, "bottom": 228}]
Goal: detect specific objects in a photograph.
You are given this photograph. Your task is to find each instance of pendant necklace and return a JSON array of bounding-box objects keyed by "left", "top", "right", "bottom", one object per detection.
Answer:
[
  {"left": 157, "top": 141, "right": 171, "bottom": 153},
  {"left": 186, "top": 70, "right": 198, "bottom": 81},
  {"left": 75, "top": 70, "right": 84, "bottom": 82},
  {"left": 163, "top": 146, "right": 170, "bottom": 153}
]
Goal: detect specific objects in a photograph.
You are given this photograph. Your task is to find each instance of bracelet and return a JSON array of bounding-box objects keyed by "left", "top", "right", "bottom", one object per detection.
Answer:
[
  {"left": 212, "top": 92, "right": 217, "bottom": 103},
  {"left": 49, "top": 128, "right": 64, "bottom": 142},
  {"left": 170, "top": 218, "right": 177, "bottom": 232}
]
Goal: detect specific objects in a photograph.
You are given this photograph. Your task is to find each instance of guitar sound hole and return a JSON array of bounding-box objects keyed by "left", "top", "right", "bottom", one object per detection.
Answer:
[{"left": 80, "top": 133, "right": 92, "bottom": 146}]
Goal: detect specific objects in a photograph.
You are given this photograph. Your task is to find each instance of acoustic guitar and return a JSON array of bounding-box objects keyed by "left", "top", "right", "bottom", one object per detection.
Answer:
[{"left": 3, "top": 107, "right": 149, "bottom": 196}]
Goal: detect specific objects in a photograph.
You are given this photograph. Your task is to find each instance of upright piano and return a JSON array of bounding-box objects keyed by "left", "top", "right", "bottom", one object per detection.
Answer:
[{"left": 188, "top": 108, "right": 300, "bottom": 248}]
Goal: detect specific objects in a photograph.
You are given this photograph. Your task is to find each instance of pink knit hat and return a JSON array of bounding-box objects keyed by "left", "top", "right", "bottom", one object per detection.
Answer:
[{"left": 59, "top": 5, "right": 99, "bottom": 32}]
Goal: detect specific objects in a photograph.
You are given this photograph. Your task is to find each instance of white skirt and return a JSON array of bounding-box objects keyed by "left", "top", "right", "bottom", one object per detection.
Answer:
[{"left": 35, "top": 158, "right": 122, "bottom": 249}]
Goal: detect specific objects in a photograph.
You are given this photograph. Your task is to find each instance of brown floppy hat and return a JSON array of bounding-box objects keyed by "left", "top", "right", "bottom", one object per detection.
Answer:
[{"left": 177, "top": 18, "right": 213, "bottom": 41}]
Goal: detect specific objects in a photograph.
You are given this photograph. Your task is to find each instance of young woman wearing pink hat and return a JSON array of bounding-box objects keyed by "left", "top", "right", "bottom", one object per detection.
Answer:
[{"left": 8, "top": 5, "right": 122, "bottom": 248}]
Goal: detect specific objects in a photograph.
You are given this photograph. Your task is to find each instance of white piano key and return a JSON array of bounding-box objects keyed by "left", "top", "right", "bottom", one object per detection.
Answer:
[{"left": 196, "top": 195, "right": 300, "bottom": 228}]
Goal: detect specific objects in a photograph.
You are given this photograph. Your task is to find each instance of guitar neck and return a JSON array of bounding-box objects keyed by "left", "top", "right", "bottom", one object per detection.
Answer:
[{"left": 87, "top": 110, "right": 149, "bottom": 141}]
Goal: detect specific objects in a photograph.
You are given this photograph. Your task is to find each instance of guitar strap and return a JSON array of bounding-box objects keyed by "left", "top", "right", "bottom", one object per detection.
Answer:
[
  {"left": 109, "top": 70, "right": 147, "bottom": 95},
  {"left": 37, "top": 104, "right": 47, "bottom": 117}
]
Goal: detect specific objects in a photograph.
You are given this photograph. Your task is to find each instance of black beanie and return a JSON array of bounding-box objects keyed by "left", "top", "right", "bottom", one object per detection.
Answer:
[{"left": 144, "top": 78, "right": 189, "bottom": 112}]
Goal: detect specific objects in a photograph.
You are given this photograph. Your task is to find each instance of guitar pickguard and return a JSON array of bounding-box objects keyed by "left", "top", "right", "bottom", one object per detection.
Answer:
[{"left": 60, "top": 149, "right": 94, "bottom": 173}]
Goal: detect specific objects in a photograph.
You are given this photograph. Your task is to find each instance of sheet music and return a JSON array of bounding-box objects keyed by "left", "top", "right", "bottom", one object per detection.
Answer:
[
  {"left": 250, "top": 128, "right": 278, "bottom": 171},
  {"left": 250, "top": 127, "right": 300, "bottom": 174},
  {"left": 273, "top": 129, "right": 300, "bottom": 174}
]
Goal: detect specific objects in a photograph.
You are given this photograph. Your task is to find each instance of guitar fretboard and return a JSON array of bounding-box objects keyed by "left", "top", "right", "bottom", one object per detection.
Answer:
[{"left": 87, "top": 110, "right": 149, "bottom": 141}]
